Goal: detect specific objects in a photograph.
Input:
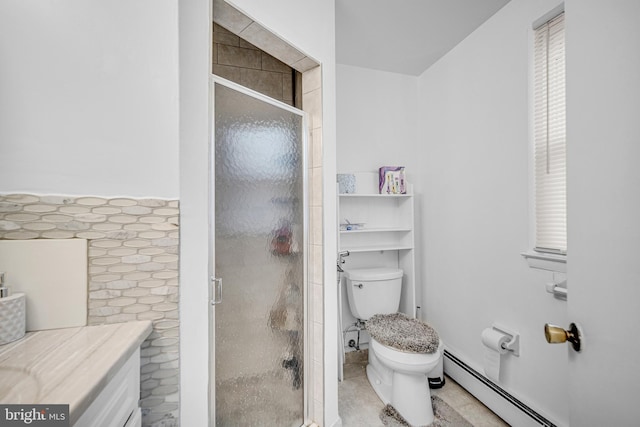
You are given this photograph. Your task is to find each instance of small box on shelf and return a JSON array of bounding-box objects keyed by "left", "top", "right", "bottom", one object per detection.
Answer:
[
  {"left": 337, "top": 174, "right": 356, "bottom": 194},
  {"left": 379, "top": 166, "right": 406, "bottom": 194}
]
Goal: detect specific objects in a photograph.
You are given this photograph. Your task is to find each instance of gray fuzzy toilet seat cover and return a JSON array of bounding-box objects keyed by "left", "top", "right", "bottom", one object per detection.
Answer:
[{"left": 366, "top": 312, "right": 439, "bottom": 354}]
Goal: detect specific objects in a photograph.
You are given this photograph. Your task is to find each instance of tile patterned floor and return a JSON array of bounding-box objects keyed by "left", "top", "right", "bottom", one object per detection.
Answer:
[{"left": 338, "top": 350, "right": 509, "bottom": 427}]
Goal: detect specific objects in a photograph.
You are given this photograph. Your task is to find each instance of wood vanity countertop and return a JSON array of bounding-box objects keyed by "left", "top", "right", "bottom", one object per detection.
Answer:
[{"left": 0, "top": 320, "right": 153, "bottom": 425}]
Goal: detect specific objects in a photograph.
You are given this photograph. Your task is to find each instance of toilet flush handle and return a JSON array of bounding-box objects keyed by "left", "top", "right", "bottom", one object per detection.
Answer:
[{"left": 353, "top": 283, "right": 363, "bottom": 289}]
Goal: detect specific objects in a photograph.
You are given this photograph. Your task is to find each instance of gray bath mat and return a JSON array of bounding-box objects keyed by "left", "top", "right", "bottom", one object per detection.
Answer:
[{"left": 380, "top": 396, "right": 473, "bottom": 427}]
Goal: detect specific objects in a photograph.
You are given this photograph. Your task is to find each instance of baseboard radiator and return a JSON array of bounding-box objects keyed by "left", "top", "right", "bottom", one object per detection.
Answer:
[{"left": 443, "top": 350, "right": 558, "bottom": 427}]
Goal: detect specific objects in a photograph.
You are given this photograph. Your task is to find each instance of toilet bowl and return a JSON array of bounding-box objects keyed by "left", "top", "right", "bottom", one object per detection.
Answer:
[
  {"left": 367, "top": 337, "right": 444, "bottom": 426},
  {"left": 344, "top": 268, "right": 443, "bottom": 426}
]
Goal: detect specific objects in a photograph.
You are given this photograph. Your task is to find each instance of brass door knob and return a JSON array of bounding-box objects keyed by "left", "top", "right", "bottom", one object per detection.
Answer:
[
  {"left": 544, "top": 323, "right": 581, "bottom": 352},
  {"left": 544, "top": 324, "right": 569, "bottom": 343}
]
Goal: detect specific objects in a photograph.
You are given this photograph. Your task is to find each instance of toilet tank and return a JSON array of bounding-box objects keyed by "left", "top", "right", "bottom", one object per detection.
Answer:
[{"left": 344, "top": 268, "right": 403, "bottom": 320}]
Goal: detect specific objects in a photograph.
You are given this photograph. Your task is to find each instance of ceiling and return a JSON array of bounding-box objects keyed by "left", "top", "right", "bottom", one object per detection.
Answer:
[{"left": 336, "top": 0, "right": 511, "bottom": 76}]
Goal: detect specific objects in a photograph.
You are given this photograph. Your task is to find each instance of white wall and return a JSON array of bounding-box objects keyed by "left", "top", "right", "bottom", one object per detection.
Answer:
[
  {"left": 179, "top": 0, "right": 337, "bottom": 425},
  {"left": 177, "top": 0, "right": 211, "bottom": 424},
  {"left": 336, "top": 64, "right": 419, "bottom": 175},
  {"left": 416, "top": 0, "right": 568, "bottom": 425},
  {"left": 0, "top": 0, "right": 179, "bottom": 198}
]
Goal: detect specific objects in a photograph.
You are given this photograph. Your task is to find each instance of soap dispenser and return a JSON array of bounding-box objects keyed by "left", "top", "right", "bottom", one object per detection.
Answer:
[{"left": 0, "top": 272, "right": 26, "bottom": 345}]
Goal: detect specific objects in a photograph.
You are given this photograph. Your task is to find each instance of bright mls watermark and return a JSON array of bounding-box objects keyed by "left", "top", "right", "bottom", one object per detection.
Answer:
[{"left": 1, "top": 405, "right": 69, "bottom": 426}]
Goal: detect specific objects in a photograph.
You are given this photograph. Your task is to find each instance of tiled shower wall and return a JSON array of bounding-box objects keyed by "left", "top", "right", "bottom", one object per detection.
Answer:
[
  {"left": 0, "top": 194, "right": 179, "bottom": 427},
  {"left": 213, "top": 23, "right": 300, "bottom": 107},
  {"left": 303, "top": 66, "right": 325, "bottom": 426}
]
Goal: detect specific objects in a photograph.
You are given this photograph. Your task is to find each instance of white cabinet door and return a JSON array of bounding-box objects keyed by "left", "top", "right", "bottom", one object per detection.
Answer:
[
  {"left": 124, "top": 409, "right": 142, "bottom": 427},
  {"left": 73, "top": 349, "right": 140, "bottom": 427}
]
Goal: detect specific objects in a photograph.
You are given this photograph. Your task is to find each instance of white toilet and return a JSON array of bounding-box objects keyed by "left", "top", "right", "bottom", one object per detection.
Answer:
[{"left": 344, "top": 267, "right": 443, "bottom": 426}]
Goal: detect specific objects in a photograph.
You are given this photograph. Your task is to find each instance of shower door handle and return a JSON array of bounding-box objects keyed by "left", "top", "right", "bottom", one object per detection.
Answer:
[{"left": 210, "top": 276, "right": 222, "bottom": 305}]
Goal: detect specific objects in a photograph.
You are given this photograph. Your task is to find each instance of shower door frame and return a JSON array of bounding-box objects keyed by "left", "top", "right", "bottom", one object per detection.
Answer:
[{"left": 207, "top": 74, "right": 311, "bottom": 427}]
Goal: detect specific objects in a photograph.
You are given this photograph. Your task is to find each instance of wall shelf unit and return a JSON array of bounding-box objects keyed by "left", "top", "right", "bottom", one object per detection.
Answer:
[{"left": 337, "top": 173, "right": 416, "bottom": 319}]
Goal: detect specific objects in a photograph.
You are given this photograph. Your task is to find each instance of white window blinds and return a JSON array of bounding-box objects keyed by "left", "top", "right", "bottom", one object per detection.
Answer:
[{"left": 534, "top": 12, "right": 566, "bottom": 253}]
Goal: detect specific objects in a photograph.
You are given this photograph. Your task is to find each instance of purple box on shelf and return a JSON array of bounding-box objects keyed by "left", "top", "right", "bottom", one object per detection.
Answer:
[{"left": 379, "top": 166, "right": 406, "bottom": 194}]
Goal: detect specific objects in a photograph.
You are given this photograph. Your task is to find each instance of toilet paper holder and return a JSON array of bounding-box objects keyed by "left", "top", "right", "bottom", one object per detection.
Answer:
[{"left": 491, "top": 324, "right": 520, "bottom": 356}]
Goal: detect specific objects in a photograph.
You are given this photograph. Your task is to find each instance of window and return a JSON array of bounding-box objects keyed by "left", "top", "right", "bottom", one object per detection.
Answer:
[{"left": 533, "top": 12, "right": 566, "bottom": 254}]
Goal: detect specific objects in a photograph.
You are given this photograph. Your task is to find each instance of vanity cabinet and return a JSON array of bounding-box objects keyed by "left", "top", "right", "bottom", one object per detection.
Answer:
[
  {"left": 0, "top": 321, "right": 151, "bottom": 427},
  {"left": 337, "top": 174, "right": 416, "bottom": 317},
  {"left": 74, "top": 348, "right": 142, "bottom": 427}
]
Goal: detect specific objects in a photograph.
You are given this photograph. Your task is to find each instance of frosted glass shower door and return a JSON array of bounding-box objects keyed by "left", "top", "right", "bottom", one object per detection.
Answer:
[{"left": 210, "top": 78, "right": 307, "bottom": 427}]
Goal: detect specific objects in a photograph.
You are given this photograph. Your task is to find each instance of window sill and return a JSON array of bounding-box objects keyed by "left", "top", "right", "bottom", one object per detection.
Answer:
[{"left": 521, "top": 250, "right": 566, "bottom": 273}]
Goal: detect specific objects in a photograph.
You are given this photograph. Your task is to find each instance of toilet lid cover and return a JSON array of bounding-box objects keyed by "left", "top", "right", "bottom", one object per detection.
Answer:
[{"left": 366, "top": 312, "right": 439, "bottom": 354}]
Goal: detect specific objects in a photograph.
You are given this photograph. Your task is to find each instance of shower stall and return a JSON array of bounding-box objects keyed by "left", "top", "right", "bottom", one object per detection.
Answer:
[{"left": 209, "top": 76, "right": 309, "bottom": 426}]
